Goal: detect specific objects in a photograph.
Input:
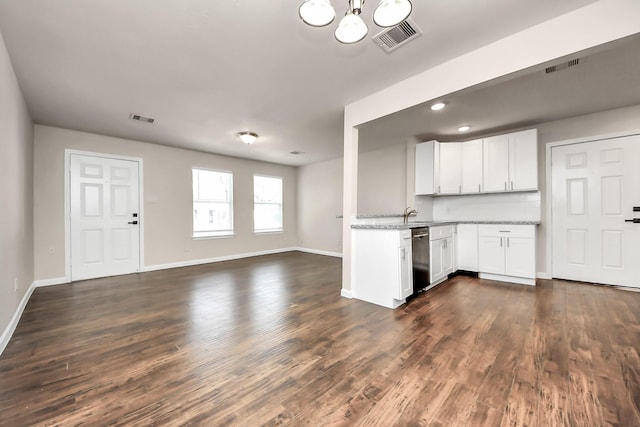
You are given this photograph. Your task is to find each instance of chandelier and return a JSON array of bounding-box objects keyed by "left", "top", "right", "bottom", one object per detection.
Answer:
[{"left": 299, "top": 0, "right": 413, "bottom": 44}]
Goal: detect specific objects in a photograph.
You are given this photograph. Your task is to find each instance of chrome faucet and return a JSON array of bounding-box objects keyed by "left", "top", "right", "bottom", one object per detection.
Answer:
[{"left": 403, "top": 207, "right": 418, "bottom": 224}]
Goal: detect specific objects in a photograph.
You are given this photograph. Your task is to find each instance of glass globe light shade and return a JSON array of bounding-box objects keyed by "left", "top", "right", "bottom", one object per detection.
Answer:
[
  {"left": 334, "top": 11, "right": 368, "bottom": 44},
  {"left": 373, "top": 0, "right": 412, "bottom": 27},
  {"left": 299, "top": 0, "right": 336, "bottom": 27}
]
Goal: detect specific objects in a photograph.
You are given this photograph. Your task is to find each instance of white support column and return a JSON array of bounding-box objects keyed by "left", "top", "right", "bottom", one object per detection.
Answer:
[{"left": 341, "top": 124, "right": 358, "bottom": 298}]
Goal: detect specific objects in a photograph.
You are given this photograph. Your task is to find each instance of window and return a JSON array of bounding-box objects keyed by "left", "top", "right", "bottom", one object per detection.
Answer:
[
  {"left": 254, "top": 175, "right": 283, "bottom": 232},
  {"left": 192, "top": 168, "right": 233, "bottom": 238}
]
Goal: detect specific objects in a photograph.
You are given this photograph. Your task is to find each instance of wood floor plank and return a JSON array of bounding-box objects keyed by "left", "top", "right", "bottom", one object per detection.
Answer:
[{"left": 1, "top": 253, "right": 640, "bottom": 425}]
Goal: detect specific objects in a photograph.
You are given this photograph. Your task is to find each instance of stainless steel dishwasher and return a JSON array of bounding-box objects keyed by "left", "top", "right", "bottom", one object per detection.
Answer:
[{"left": 411, "top": 227, "right": 430, "bottom": 295}]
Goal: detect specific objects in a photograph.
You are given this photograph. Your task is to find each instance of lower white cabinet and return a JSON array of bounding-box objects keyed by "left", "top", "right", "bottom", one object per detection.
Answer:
[
  {"left": 430, "top": 226, "right": 455, "bottom": 284},
  {"left": 478, "top": 224, "right": 536, "bottom": 285},
  {"left": 457, "top": 224, "right": 479, "bottom": 271},
  {"left": 351, "top": 229, "right": 413, "bottom": 309}
]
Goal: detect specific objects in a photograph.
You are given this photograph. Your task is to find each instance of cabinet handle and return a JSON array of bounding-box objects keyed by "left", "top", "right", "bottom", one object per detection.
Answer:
[
  {"left": 459, "top": 185, "right": 461, "bottom": 194},
  {"left": 500, "top": 237, "right": 503, "bottom": 247},
  {"left": 507, "top": 237, "right": 510, "bottom": 248},
  {"left": 438, "top": 185, "right": 441, "bottom": 194},
  {"left": 504, "top": 181, "right": 507, "bottom": 191},
  {"left": 478, "top": 183, "right": 481, "bottom": 192},
  {"left": 510, "top": 181, "right": 514, "bottom": 190},
  {"left": 401, "top": 248, "right": 406, "bottom": 261}
]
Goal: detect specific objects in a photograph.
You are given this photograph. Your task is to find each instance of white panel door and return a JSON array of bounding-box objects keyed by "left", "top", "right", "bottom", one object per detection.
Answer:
[
  {"left": 552, "top": 135, "right": 640, "bottom": 287},
  {"left": 70, "top": 154, "right": 140, "bottom": 281}
]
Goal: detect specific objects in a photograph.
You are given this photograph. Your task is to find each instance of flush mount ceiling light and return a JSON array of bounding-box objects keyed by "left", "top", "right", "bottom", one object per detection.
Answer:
[
  {"left": 430, "top": 102, "right": 446, "bottom": 111},
  {"left": 457, "top": 125, "right": 471, "bottom": 132},
  {"left": 237, "top": 131, "right": 258, "bottom": 144},
  {"left": 299, "top": 0, "right": 412, "bottom": 44}
]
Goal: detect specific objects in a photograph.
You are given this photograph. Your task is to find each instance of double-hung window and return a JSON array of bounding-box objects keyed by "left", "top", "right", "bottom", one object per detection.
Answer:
[
  {"left": 192, "top": 168, "right": 233, "bottom": 238},
  {"left": 254, "top": 175, "right": 283, "bottom": 233}
]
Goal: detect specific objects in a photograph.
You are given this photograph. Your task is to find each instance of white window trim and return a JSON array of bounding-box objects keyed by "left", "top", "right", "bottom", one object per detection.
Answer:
[
  {"left": 192, "top": 167, "right": 234, "bottom": 239},
  {"left": 253, "top": 174, "right": 283, "bottom": 233}
]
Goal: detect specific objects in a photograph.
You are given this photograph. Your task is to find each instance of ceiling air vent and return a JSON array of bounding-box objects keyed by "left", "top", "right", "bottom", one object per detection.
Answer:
[
  {"left": 545, "top": 58, "right": 580, "bottom": 74},
  {"left": 130, "top": 113, "right": 156, "bottom": 124},
  {"left": 372, "top": 18, "right": 422, "bottom": 53}
]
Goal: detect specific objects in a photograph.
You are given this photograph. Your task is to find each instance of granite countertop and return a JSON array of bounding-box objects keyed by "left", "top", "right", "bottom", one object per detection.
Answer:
[{"left": 351, "top": 220, "right": 540, "bottom": 230}]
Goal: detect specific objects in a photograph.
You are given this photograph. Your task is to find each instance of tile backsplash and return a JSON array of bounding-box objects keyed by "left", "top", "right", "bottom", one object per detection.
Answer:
[{"left": 429, "top": 191, "right": 541, "bottom": 222}]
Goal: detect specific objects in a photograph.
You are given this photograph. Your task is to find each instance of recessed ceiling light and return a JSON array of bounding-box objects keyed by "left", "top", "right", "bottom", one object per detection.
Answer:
[
  {"left": 430, "top": 102, "right": 446, "bottom": 111},
  {"left": 237, "top": 131, "right": 258, "bottom": 144},
  {"left": 457, "top": 125, "right": 471, "bottom": 132}
]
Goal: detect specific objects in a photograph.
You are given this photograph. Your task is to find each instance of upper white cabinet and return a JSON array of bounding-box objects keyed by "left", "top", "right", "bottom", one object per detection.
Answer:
[
  {"left": 483, "top": 129, "right": 538, "bottom": 192},
  {"left": 416, "top": 129, "right": 538, "bottom": 196},
  {"left": 461, "top": 139, "right": 483, "bottom": 193},
  {"left": 415, "top": 140, "right": 440, "bottom": 195},
  {"left": 509, "top": 129, "right": 538, "bottom": 191},
  {"left": 439, "top": 143, "right": 462, "bottom": 194}
]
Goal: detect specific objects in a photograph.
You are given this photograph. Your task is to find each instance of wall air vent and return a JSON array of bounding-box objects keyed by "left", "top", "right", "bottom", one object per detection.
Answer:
[
  {"left": 130, "top": 113, "right": 156, "bottom": 124},
  {"left": 372, "top": 18, "right": 422, "bottom": 53},
  {"left": 545, "top": 58, "right": 580, "bottom": 74}
]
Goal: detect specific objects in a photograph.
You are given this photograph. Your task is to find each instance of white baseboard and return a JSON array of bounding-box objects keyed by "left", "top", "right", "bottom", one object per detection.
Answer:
[
  {"left": 536, "top": 272, "right": 551, "bottom": 280},
  {"left": 141, "top": 247, "right": 299, "bottom": 272},
  {"left": 297, "top": 247, "right": 342, "bottom": 258},
  {"left": 0, "top": 282, "right": 36, "bottom": 356},
  {"left": 341, "top": 288, "right": 353, "bottom": 298},
  {"left": 33, "top": 277, "right": 69, "bottom": 287}
]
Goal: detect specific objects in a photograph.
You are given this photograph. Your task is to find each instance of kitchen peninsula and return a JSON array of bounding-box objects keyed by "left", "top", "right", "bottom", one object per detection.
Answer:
[{"left": 351, "top": 219, "right": 540, "bottom": 309}]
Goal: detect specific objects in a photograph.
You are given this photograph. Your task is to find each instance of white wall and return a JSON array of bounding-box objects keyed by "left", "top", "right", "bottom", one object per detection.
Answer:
[
  {"left": 34, "top": 125, "right": 298, "bottom": 281},
  {"left": 297, "top": 157, "right": 343, "bottom": 256},
  {"left": 0, "top": 29, "right": 34, "bottom": 342},
  {"left": 357, "top": 144, "right": 407, "bottom": 214}
]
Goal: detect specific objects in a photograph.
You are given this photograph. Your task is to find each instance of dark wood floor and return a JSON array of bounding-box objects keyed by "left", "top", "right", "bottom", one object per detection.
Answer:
[{"left": 1, "top": 252, "right": 639, "bottom": 426}]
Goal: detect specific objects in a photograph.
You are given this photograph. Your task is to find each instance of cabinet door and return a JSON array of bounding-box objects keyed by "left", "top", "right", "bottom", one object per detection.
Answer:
[
  {"left": 478, "top": 236, "right": 505, "bottom": 274},
  {"left": 483, "top": 134, "right": 510, "bottom": 192},
  {"left": 443, "top": 236, "right": 455, "bottom": 275},
  {"left": 430, "top": 239, "right": 445, "bottom": 283},
  {"left": 457, "top": 224, "right": 479, "bottom": 271},
  {"left": 461, "top": 139, "right": 483, "bottom": 193},
  {"left": 505, "top": 237, "right": 536, "bottom": 278},
  {"left": 509, "top": 129, "right": 538, "bottom": 191},
  {"left": 439, "top": 142, "right": 462, "bottom": 194},
  {"left": 397, "top": 244, "right": 413, "bottom": 299},
  {"left": 415, "top": 141, "right": 439, "bottom": 195}
]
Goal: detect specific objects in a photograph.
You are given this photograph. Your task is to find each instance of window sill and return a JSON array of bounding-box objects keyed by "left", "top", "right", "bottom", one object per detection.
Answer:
[
  {"left": 254, "top": 229, "right": 284, "bottom": 235},
  {"left": 193, "top": 233, "right": 235, "bottom": 240}
]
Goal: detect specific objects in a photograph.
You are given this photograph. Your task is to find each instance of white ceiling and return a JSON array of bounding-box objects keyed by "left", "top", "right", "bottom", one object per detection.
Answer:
[{"left": 0, "top": 0, "right": 599, "bottom": 166}]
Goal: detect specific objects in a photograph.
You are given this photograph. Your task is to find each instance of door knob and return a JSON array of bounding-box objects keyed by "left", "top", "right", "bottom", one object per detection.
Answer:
[{"left": 128, "top": 220, "right": 138, "bottom": 225}]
